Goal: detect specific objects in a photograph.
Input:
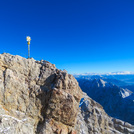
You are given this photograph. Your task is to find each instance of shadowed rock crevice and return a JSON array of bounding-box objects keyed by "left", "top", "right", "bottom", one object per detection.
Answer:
[
  {"left": 36, "top": 85, "right": 53, "bottom": 133},
  {"left": 2, "top": 66, "right": 7, "bottom": 89}
]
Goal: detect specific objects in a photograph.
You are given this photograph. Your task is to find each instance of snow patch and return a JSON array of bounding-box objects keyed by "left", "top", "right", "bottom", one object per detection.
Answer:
[{"left": 0, "top": 114, "right": 27, "bottom": 123}]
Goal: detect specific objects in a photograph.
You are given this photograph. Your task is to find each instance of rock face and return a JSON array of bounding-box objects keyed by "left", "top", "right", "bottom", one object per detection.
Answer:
[
  {"left": 76, "top": 93, "right": 134, "bottom": 134},
  {"left": 0, "top": 53, "right": 82, "bottom": 134},
  {"left": 0, "top": 53, "right": 134, "bottom": 134}
]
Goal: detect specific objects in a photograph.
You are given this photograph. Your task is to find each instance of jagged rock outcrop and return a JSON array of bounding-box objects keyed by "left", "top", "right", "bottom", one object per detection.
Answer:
[
  {"left": 0, "top": 53, "right": 134, "bottom": 134},
  {"left": 76, "top": 93, "right": 134, "bottom": 134},
  {"left": 0, "top": 53, "right": 82, "bottom": 134}
]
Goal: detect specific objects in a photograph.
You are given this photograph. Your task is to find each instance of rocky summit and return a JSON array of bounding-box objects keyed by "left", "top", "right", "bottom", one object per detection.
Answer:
[{"left": 0, "top": 53, "right": 134, "bottom": 134}]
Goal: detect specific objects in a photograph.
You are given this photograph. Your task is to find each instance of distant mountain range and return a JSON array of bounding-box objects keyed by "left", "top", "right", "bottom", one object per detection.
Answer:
[
  {"left": 74, "top": 71, "right": 134, "bottom": 76},
  {"left": 77, "top": 78, "right": 134, "bottom": 125},
  {"left": 74, "top": 72, "right": 134, "bottom": 86}
]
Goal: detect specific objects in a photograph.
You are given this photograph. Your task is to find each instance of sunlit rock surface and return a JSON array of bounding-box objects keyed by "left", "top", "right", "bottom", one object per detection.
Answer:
[
  {"left": 0, "top": 53, "right": 82, "bottom": 134},
  {"left": 0, "top": 53, "right": 134, "bottom": 134}
]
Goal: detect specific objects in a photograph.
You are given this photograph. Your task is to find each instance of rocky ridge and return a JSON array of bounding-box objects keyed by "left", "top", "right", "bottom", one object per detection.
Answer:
[
  {"left": 78, "top": 78, "right": 134, "bottom": 125},
  {"left": 77, "top": 93, "right": 134, "bottom": 134},
  {"left": 0, "top": 53, "right": 134, "bottom": 134}
]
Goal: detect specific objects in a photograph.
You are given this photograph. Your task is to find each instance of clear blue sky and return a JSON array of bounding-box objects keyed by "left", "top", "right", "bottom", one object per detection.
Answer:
[{"left": 0, "top": 0, "right": 134, "bottom": 74}]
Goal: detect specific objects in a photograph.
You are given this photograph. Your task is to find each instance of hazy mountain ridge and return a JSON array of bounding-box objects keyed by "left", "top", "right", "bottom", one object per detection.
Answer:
[
  {"left": 74, "top": 71, "right": 134, "bottom": 76},
  {"left": 75, "top": 73, "right": 134, "bottom": 91}
]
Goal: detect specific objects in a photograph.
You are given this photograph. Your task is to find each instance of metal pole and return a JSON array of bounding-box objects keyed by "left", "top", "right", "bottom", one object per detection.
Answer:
[{"left": 28, "top": 44, "right": 30, "bottom": 58}]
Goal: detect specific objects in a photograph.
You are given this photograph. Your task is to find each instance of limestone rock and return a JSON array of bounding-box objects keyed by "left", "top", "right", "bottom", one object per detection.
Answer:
[
  {"left": 0, "top": 53, "right": 82, "bottom": 134},
  {"left": 0, "top": 53, "right": 134, "bottom": 134}
]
